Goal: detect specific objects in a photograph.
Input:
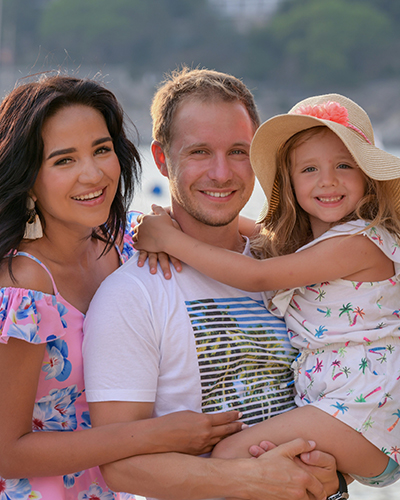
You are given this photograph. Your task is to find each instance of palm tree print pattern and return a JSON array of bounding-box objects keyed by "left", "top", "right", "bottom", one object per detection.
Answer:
[{"left": 270, "top": 220, "right": 400, "bottom": 464}]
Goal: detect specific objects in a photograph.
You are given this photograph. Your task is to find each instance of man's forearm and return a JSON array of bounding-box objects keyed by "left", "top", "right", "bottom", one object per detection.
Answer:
[
  {"left": 102, "top": 453, "right": 240, "bottom": 500},
  {"left": 101, "top": 439, "right": 327, "bottom": 500}
]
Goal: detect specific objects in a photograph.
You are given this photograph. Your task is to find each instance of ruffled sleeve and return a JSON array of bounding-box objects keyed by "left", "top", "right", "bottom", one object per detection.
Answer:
[
  {"left": 0, "top": 288, "right": 69, "bottom": 345},
  {"left": 120, "top": 211, "right": 141, "bottom": 264}
]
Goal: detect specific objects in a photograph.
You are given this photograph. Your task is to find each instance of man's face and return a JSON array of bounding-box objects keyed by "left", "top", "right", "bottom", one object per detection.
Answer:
[{"left": 165, "top": 98, "right": 255, "bottom": 227}]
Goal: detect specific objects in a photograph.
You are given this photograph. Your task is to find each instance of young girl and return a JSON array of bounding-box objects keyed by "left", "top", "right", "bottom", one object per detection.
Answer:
[{"left": 133, "top": 93, "right": 400, "bottom": 487}]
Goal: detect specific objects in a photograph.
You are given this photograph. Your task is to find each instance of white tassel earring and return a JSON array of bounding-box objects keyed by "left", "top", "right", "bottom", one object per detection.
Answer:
[{"left": 24, "top": 196, "right": 43, "bottom": 239}]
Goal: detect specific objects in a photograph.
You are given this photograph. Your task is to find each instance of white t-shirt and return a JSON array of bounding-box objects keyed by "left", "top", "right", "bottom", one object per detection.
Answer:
[{"left": 83, "top": 240, "right": 297, "bottom": 425}]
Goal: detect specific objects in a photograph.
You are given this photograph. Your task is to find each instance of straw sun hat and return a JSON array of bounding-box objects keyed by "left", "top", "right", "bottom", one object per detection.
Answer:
[{"left": 250, "top": 93, "right": 400, "bottom": 222}]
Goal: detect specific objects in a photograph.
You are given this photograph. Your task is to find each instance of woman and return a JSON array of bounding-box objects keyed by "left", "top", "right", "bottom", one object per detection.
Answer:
[{"left": 0, "top": 74, "right": 243, "bottom": 500}]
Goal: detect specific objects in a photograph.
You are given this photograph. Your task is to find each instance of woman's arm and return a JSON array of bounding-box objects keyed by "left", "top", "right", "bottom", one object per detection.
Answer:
[
  {"left": 133, "top": 207, "right": 390, "bottom": 292},
  {"left": 0, "top": 337, "right": 243, "bottom": 479}
]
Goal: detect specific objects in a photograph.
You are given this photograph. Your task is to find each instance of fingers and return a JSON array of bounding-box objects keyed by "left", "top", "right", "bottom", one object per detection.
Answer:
[
  {"left": 300, "top": 449, "right": 336, "bottom": 469},
  {"left": 211, "top": 421, "right": 246, "bottom": 442},
  {"left": 298, "top": 449, "right": 339, "bottom": 497},
  {"left": 136, "top": 251, "right": 180, "bottom": 278},
  {"left": 208, "top": 410, "right": 242, "bottom": 426},
  {"left": 248, "top": 440, "right": 276, "bottom": 458},
  {"left": 157, "top": 252, "right": 172, "bottom": 279},
  {"left": 146, "top": 253, "right": 159, "bottom": 275},
  {"left": 252, "top": 439, "right": 325, "bottom": 500},
  {"left": 249, "top": 445, "right": 266, "bottom": 458},
  {"left": 260, "top": 438, "right": 316, "bottom": 461},
  {"left": 170, "top": 256, "right": 182, "bottom": 273},
  {"left": 151, "top": 204, "right": 167, "bottom": 215},
  {"left": 137, "top": 250, "right": 148, "bottom": 268}
]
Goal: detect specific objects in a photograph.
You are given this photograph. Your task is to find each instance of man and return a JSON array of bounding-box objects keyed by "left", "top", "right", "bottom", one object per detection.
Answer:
[{"left": 83, "top": 68, "right": 339, "bottom": 499}]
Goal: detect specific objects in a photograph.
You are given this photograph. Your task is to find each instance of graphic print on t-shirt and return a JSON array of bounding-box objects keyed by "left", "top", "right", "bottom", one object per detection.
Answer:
[{"left": 186, "top": 296, "right": 297, "bottom": 425}]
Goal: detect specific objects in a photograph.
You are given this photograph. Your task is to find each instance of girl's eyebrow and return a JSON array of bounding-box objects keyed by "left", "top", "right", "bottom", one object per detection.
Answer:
[{"left": 46, "top": 137, "right": 112, "bottom": 160}]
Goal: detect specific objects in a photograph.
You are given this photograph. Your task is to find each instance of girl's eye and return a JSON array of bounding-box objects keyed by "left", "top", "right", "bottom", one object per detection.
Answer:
[
  {"left": 337, "top": 163, "right": 352, "bottom": 169},
  {"left": 303, "top": 166, "right": 316, "bottom": 173}
]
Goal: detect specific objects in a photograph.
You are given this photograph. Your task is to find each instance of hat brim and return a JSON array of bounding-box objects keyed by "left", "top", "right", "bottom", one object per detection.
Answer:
[{"left": 250, "top": 114, "right": 400, "bottom": 221}]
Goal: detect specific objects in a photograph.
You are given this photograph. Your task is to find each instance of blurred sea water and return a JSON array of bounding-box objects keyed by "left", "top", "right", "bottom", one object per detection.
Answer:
[{"left": 132, "top": 146, "right": 400, "bottom": 500}]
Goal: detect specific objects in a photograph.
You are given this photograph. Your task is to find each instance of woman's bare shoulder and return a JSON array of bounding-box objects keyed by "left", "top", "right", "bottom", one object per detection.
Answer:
[{"left": 0, "top": 254, "right": 54, "bottom": 294}]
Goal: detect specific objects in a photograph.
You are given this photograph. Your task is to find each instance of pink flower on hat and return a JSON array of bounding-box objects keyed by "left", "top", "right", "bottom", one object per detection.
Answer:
[
  {"left": 292, "top": 101, "right": 371, "bottom": 144},
  {"left": 292, "top": 101, "right": 349, "bottom": 126}
]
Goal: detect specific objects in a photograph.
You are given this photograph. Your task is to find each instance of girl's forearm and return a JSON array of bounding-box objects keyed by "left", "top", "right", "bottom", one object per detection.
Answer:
[{"left": 163, "top": 228, "right": 270, "bottom": 292}]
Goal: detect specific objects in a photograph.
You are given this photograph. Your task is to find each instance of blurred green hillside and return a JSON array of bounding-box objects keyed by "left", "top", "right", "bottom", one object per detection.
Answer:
[
  {"left": 2, "top": 0, "right": 400, "bottom": 143},
  {"left": 3, "top": 0, "right": 400, "bottom": 88}
]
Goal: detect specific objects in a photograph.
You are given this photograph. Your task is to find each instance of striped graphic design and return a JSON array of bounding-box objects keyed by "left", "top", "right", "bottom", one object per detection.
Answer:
[{"left": 186, "top": 296, "right": 298, "bottom": 425}]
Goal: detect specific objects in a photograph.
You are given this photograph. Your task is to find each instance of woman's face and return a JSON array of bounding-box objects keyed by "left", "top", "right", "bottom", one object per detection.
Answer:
[{"left": 31, "top": 104, "right": 121, "bottom": 234}]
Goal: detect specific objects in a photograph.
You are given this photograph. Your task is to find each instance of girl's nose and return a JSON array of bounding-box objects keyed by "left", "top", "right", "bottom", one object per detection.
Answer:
[{"left": 318, "top": 168, "right": 338, "bottom": 187}]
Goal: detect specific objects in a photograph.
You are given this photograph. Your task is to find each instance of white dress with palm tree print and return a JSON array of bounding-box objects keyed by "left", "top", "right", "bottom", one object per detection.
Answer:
[{"left": 268, "top": 220, "right": 400, "bottom": 470}]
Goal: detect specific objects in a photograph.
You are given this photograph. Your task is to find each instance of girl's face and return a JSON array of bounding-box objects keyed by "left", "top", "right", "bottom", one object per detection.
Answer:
[
  {"left": 290, "top": 129, "right": 366, "bottom": 239},
  {"left": 31, "top": 105, "right": 121, "bottom": 235}
]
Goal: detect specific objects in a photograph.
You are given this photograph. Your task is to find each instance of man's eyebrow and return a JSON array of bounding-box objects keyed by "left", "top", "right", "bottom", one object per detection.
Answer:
[{"left": 46, "top": 137, "right": 112, "bottom": 160}]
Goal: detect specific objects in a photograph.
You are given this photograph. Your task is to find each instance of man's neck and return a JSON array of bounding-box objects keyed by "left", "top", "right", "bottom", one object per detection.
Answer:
[{"left": 172, "top": 210, "right": 246, "bottom": 254}]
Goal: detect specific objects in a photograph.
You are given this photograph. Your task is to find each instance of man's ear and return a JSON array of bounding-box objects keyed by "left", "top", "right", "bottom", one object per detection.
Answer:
[{"left": 151, "top": 141, "right": 169, "bottom": 178}]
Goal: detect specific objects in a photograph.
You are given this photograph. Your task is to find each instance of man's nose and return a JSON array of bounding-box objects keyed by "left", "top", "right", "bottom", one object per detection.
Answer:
[{"left": 207, "top": 154, "right": 233, "bottom": 183}]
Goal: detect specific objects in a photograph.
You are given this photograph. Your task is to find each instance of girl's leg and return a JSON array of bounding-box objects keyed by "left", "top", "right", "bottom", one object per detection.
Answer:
[{"left": 211, "top": 405, "right": 389, "bottom": 478}]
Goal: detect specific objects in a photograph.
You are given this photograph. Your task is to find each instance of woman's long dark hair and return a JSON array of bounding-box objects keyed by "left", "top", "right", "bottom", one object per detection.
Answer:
[{"left": 0, "top": 74, "right": 141, "bottom": 267}]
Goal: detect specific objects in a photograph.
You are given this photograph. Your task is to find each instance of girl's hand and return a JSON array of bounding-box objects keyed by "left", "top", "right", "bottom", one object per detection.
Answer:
[
  {"left": 137, "top": 250, "right": 182, "bottom": 279},
  {"left": 158, "top": 410, "right": 245, "bottom": 456},
  {"left": 135, "top": 206, "right": 183, "bottom": 277},
  {"left": 133, "top": 205, "right": 178, "bottom": 253}
]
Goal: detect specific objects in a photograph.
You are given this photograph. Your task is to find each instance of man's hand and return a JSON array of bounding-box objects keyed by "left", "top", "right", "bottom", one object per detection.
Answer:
[
  {"left": 244, "top": 439, "right": 327, "bottom": 500},
  {"left": 250, "top": 439, "right": 338, "bottom": 498}
]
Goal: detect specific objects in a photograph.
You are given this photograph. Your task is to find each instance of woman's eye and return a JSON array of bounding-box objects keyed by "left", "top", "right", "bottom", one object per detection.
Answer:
[
  {"left": 96, "top": 146, "right": 112, "bottom": 155},
  {"left": 54, "top": 158, "right": 72, "bottom": 166}
]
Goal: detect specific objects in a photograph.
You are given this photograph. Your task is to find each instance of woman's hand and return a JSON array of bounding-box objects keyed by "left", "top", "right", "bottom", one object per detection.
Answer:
[{"left": 158, "top": 410, "right": 245, "bottom": 455}]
